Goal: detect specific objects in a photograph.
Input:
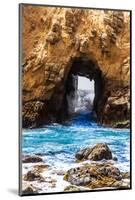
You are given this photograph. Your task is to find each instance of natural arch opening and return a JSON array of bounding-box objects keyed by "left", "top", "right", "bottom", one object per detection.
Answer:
[
  {"left": 66, "top": 76, "right": 94, "bottom": 114},
  {"left": 55, "top": 56, "right": 104, "bottom": 123},
  {"left": 76, "top": 77, "right": 94, "bottom": 113},
  {"left": 22, "top": 56, "right": 105, "bottom": 127}
]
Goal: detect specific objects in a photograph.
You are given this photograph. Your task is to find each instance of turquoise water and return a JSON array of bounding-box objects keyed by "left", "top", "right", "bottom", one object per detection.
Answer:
[{"left": 22, "top": 112, "right": 130, "bottom": 172}]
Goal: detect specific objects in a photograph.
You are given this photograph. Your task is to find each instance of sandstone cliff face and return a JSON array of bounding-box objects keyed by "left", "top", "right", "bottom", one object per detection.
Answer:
[{"left": 21, "top": 5, "right": 130, "bottom": 128}]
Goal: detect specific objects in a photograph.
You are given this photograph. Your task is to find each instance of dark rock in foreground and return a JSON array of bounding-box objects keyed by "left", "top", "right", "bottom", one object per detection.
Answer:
[
  {"left": 75, "top": 143, "right": 112, "bottom": 161},
  {"left": 23, "top": 170, "right": 44, "bottom": 182},
  {"left": 64, "top": 163, "right": 130, "bottom": 189},
  {"left": 22, "top": 155, "right": 43, "bottom": 163},
  {"left": 22, "top": 185, "right": 37, "bottom": 195}
]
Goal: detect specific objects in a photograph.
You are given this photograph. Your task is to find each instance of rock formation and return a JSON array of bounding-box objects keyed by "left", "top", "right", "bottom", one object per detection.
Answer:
[
  {"left": 22, "top": 184, "right": 38, "bottom": 195},
  {"left": 21, "top": 5, "right": 130, "bottom": 128},
  {"left": 23, "top": 170, "right": 44, "bottom": 182},
  {"left": 22, "top": 155, "right": 43, "bottom": 163},
  {"left": 63, "top": 163, "right": 130, "bottom": 189},
  {"left": 75, "top": 143, "right": 113, "bottom": 161}
]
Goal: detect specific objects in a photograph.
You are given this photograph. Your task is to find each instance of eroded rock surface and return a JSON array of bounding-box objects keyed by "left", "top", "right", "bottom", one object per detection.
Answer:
[
  {"left": 23, "top": 170, "right": 44, "bottom": 182},
  {"left": 75, "top": 143, "right": 113, "bottom": 161},
  {"left": 64, "top": 163, "right": 130, "bottom": 189},
  {"left": 22, "top": 184, "right": 38, "bottom": 195},
  {"left": 21, "top": 5, "right": 130, "bottom": 128},
  {"left": 22, "top": 155, "right": 43, "bottom": 163}
]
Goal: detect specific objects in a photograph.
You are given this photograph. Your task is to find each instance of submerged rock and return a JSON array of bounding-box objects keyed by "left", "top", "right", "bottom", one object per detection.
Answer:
[
  {"left": 75, "top": 143, "right": 112, "bottom": 161},
  {"left": 52, "top": 169, "right": 66, "bottom": 176},
  {"left": 64, "top": 163, "right": 130, "bottom": 189},
  {"left": 22, "top": 155, "right": 43, "bottom": 163}
]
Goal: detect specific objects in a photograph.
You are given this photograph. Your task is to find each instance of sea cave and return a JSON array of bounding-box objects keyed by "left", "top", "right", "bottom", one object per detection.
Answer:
[{"left": 21, "top": 5, "right": 130, "bottom": 194}]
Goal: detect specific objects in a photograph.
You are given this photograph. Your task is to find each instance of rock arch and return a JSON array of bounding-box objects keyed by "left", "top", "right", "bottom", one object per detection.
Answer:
[{"left": 22, "top": 6, "right": 130, "bottom": 128}]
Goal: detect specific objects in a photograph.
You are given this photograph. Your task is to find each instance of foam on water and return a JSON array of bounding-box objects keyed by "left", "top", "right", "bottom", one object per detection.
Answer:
[{"left": 22, "top": 112, "right": 130, "bottom": 172}]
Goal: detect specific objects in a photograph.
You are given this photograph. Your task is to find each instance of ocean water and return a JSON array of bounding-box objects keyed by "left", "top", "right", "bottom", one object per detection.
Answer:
[{"left": 22, "top": 112, "right": 130, "bottom": 172}]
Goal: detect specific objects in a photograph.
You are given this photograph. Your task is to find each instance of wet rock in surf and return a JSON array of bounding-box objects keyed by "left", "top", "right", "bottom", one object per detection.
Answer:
[
  {"left": 64, "top": 185, "right": 81, "bottom": 192},
  {"left": 75, "top": 143, "right": 112, "bottom": 161},
  {"left": 121, "top": 172, "right": 130, "bottom": 179},
  {"left": 113, "top": 120, "right": 130, "bottom": 128},
  {"left": 22, "top": 184, "right": 37, "bottom": 195},
  {"left": 64, "top": 163, "right": 129, "bottom": 189},
  {"left": 23, "top": 170, "right": 44, "bottom": 182},
  {"left": 51, "top": 169, "right": 66, "bottom": 176},
  {"left": 64, "top": 185, "right": 90, "bottom": 192},
  {"left": 33, "top": 164, "right": 49, "bottom": 173},
  {"left": 22, "top": 155, "right": 43, "bottom": 163}
]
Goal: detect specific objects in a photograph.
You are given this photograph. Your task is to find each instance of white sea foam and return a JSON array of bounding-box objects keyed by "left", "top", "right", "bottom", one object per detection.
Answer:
[{"left": 22, "top": 107, "right": 130, "bottom": 194}]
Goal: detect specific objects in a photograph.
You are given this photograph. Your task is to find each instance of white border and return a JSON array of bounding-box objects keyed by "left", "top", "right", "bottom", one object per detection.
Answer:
[{"left": 0, "top": 0, "right": 134, "bottom": 199}]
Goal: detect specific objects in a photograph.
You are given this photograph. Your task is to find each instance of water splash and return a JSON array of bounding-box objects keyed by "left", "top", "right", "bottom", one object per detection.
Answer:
[
  {"left": 75, "top": 89, "right": 94, "bottom": 113},
  {"left": 22, "top": 112, "right": 130, "bottom": 172},
  {"left": 67, "top": 89, "right": 94, "bottom": 114}
]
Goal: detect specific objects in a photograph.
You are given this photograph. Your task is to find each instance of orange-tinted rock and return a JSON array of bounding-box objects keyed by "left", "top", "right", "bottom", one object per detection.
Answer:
[
  {"left": 75, "top": 143, "right": 112, "bottom": 161},
  {"left": 21, "top": 5, "right": 130, "bottom": 128}
]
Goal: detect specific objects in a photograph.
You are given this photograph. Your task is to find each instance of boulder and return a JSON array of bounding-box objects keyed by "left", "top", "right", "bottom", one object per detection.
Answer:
[
  {"left": 23, "top": 170, "right": 44, "bottom": 182},
  {"left": 22, "top": 155, "right": 43, "bottom": 163},
  {"left": 64, "top": 163, "right": 128, "bottom": 189},
  {"left": 33, "top": 164, "right": 49, "bottom": 173},
  {"left": 22, "top": 185, "right": 37, "bottom": 195},
  {"left": 75, "top": 143, "right": 112, "bottom": 161},
  {"left": 97, "top": 165, "right": 121, "bottom": 180},
  {"left": 75, "top": 148, "right": 86, "bottom": 160}
]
